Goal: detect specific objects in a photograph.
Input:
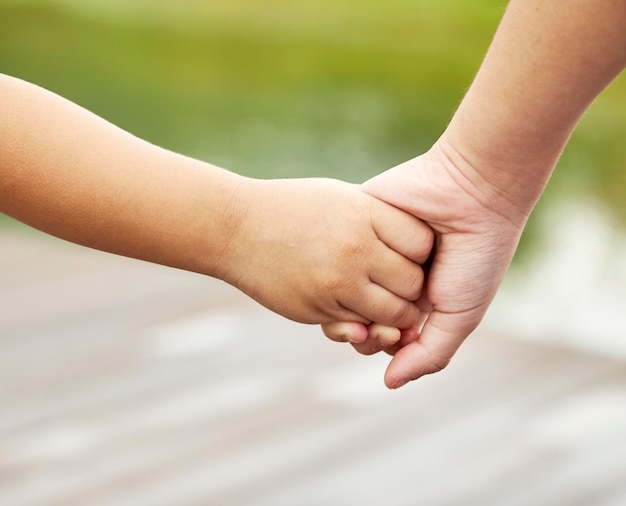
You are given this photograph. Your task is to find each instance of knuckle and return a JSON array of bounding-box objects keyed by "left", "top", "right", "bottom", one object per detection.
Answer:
[
  {"left": 318, "top": 270, "right": 350, "bottom": 294},
  {"left": 406, "top": 267, "right": 425, "bottom": 300},
  {"left": 339, "top": 237, "right": 371, "bottom": 258},
  {"left": 425, "top": 352, "right": 452, "bottom": 375},
  {"left": 412, "top": 226, "right": 435, "bottom": 264},
  {"left": 321, "top": 276, "right": 342, "bottom": 294},
  {"left": 388, "top": 302, "right": 417, "bottom": 328}
]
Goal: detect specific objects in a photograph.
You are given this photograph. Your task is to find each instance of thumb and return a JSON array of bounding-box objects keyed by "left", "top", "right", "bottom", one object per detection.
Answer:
[{"left": 383, "top": 306, "right": 485, "bottom": 389}]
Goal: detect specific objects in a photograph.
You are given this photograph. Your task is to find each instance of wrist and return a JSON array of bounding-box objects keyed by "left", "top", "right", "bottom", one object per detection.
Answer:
[
  {"left": 140, "top": 151, "right": 252, "bottom": 283},
  {"left": 434, "top": 128, "right": 557, "bottom": 223},
  {"left": 187, "top": 167, "right": 252, "bottom": 283}
]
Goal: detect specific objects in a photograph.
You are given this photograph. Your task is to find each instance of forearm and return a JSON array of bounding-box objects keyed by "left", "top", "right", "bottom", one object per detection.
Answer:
[
  {"left": 442, "top": 0, "right": 626, "bottom": 212},
  {"left": 0, "top": 74, "right": 433, "bottom": 328},
  {"left": 354, "top": 0, "right": 625, "bottom": 387},
  {"left": 0, "top": 74, "right": 244, "bottom": 278}
]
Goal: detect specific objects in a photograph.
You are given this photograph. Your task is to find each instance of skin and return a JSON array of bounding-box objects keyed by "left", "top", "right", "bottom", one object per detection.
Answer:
[
  {"left": 0, "top": 73, "right": 434, "bottom": 328},
  {"left": 323, "top": 0, "right": 626, "bottom": 388}
]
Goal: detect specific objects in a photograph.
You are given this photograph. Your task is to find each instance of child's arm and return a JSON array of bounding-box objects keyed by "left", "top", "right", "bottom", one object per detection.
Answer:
[{"left": 0, "top": 74, "right": 433, "bottom": 327}]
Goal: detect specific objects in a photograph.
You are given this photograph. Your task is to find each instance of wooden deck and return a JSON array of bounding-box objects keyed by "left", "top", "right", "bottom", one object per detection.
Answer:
[{"left": 1, "top": 228, "right": 626, "bottom": 506}]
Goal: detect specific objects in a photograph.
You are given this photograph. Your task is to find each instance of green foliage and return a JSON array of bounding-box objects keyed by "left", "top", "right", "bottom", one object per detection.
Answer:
[
  {"left": 0, "top": 0, "right": 624, "bottom": 228},
  {"left": 0, "top": 0, "right": 500, "bottom": 176}
]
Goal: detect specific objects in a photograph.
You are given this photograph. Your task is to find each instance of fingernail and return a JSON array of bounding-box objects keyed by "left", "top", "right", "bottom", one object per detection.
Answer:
[
  {"left": 377, "top": 334, "right": 389, "bottom": 348},
  {"left": 389, "top": 378, "right": 409, "bottom": 389}
]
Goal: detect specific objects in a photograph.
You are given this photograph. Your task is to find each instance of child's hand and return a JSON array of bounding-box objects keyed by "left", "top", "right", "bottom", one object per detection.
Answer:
[{"left": 218, "top": 177, "right": 433, "bottom": 328}]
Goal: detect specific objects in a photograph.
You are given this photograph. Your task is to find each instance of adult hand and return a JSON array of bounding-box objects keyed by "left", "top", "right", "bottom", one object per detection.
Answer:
[
  {"left": 360, "top": 141, "right": 529, "bottom": 388},
  {"left": 325, "top": 0, "right": 625, "bottom": 388}
]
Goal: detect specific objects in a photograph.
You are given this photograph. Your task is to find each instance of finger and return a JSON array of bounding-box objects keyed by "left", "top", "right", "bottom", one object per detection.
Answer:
[
  {"left": 368, "top": 245, "right": 425, "bottom": 301},
  {"left": 369, "top": 323, "right": 402, "bottom": 346},
  {"left": 383, "top": 326, "right": 421, "bottom": 356},
  {"left": 342, "top": 283, "right": 421, "bottom": 329},
  {"left": 321, "top": 321, "right": 369, "bottom": 344},
  {"left": 383, "top": 307, "right": 485, "bottom": 389},
  {"left": 370, "top": 199, "right": 434, "bottom": 264},
  {"left": 350, "top": 323, "right": 401, "bottom": 356}
]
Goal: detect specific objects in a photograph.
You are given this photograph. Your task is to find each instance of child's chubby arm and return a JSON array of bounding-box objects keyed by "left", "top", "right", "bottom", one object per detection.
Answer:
[{"left": 0, "top": 73, "right": 433, "bottom": 326}]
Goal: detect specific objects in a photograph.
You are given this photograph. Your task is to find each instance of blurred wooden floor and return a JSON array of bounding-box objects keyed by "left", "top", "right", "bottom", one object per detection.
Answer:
[{"left": 1, "top": 228, "right": 626, "bottom": 506}]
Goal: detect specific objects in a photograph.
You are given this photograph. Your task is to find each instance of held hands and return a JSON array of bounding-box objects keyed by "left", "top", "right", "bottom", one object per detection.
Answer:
[
  {"left": 218, "top": 177, "right": 433, "bottom": 328},
  {"left": 323, "top": 141, "right": 530, "bottom": 389},
  {"left": 216, "top": 145, "right": 528, "bottom": 391}
]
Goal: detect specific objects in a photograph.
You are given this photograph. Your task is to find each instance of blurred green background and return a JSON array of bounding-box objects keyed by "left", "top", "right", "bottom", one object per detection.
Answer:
[{"left": 1, "top": 0, "right": 625, "bottom": 237}]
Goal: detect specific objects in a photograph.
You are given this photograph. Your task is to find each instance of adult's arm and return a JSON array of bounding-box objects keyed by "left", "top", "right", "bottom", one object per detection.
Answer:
[{"left": 361, "top": 0, "right": 626, "bottom": 387}]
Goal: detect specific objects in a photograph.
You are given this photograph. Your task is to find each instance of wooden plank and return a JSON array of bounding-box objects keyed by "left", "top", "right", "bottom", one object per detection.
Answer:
[{"left": 1, "top": 228, "right": 625, "bottom": 506}]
